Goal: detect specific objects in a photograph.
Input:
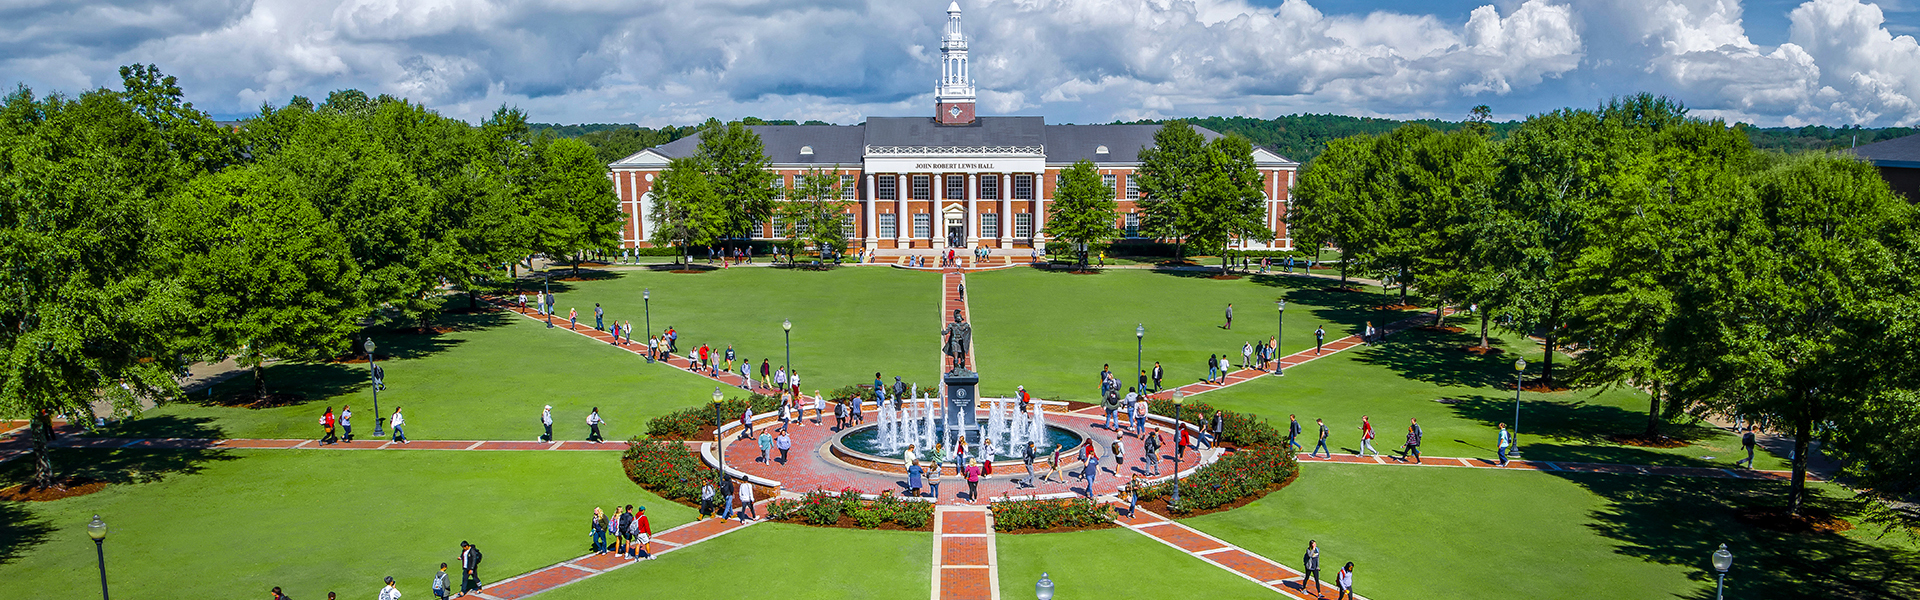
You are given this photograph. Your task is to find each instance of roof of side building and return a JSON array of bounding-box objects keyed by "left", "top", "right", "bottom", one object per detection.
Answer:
[{"left": 1852, "top": 132, "right": 1920, "bottom": 169}]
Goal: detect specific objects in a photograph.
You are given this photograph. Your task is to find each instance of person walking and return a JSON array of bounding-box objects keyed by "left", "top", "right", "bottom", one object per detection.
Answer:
[
  {"left": 773, "top": 367, "right": 787, "bottom": 395},
  {"left": 964, "top": 460, "right": 981, "bottom": 502},
  {"left": 929, "top": 450, "right": 944, "bottom": 499},
  {"left": 1110, "top": 439, "right": 1125, "bottom": 473},
  {"left": 740, "top": 406, "right": 753, "bottom": 440},
  {"left": 380, "top": 576, "right": 401, "bottom": 600},
  {"left": 1336, "top": 562, "right": 1355, "bottom": 600},
  {"left": 1132, "top": 394, "right": 1149, "bottom": 438},
  {"left": 1303, "top": 541, "right": 1323, "bottom": 595},
  {"left": 586, "top": 408, "right": 605, "bottom": 443},
  {"left": 341, "top": 405, "right": 354, "bottom": 442},
  {"left": 813, "top": 393, "right": 825, "bottom": 425},
  {"left": 737, "top": 479, "right": 757, "bottom": 521},
  {"left": 591, "top": 508, "right": 608, "bottom": 554},
  {"left": 724, "top": 344, "right": 736, "bottom": 372},
  {"left": 1735, "top": 425, "right": 1758, "bottom": 468},
  {"left": 1081, "top": 441, "right": 1100, "bottom": 498},
  {"left": 1311, "top": 418, "right": 1332, "bottom": 459},
  {"left": 568, "top": 307, "right": 578, "bottom": 330},
  {"left": 390, "top": 407, "right": 408, "bottom": 443},
  {"left": 908, "top": 460, "right": 925, "bottom": 497},
  {"left": 1363, "top": 321, "right": 1376, "bottom": 345},
  {"left": 700, "top": 478, "right": 718, "bottom": 520},
  {"left": 1224, "top": 303, "right": 1233, "bottom": 330},
  {"left": 629, "top": 506, "right": 654, "bottom": 560},
  {"left": 1497, "top": 422, "right": 1511, "bottom": 466},
  {"left": 1402, "top": 418, "right": 1423, "bottom": 464},
  {"left": 433, "top": 563, "right": 451, "bottom": 600},
  {"left": 458, "top": 541, "right": 482, "bottom": 596},
  {"left": 1242, "top": 342, "right": 1254, "bottom": 369},
  {"left": 775, "top": 430, "right": 792, "bottom": 465},
  {"left": 1021, "top": 441, "right": 1037, "bottom": 487},
  {"left": 594, "top": 303, "right": 604, "bottom": 331},
  {"left": 320, "top": 407, "right": 337, "bottom": 445},
  {"left": 540, "top": 405, "right": 553, "bottom": 442},
  {"left": 1359, "top": 416, "right": 1377, "bottom": 457},
  {"left": 1315, "top": 326, "right": 1326, "bottom": 355},
  {"left": 1288, "top": 414, "right": 1303, "bottom": 452},
  {"left": 1126, "top": 475, "right": 1142, "bottom": 517},
  {"left": 1210, "top": 408, "right": 1225, "bottom": 447},
  {"left": 757, "top": 430, "right": 773, "bottom": 463},
  {"left": 1045, "top": 445, "right": 1064, "bottom": 483},
  {"left": 1207, "top": 354, "right": 1220, "bottom": 385},
  {"left": 1151, "top": 361, "right": 1163, "bottom": 391},
  {"left": 1145, "top": 430, "right": 1163, "bottom": 476}
]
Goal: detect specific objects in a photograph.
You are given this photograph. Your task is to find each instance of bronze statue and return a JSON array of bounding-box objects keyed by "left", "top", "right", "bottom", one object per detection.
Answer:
[{"left": 943, "top": 308, "right": 972, "bottom": 371}]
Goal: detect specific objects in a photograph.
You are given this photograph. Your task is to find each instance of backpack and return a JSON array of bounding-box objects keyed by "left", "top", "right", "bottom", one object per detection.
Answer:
[{"left": 470, "top": 546, "right": 482, "bottom": 566}]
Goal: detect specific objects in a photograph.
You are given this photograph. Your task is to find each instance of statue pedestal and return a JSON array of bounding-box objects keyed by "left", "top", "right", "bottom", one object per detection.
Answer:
[{"left": 943, "top": 368, "right": 980, "bottom": 450}]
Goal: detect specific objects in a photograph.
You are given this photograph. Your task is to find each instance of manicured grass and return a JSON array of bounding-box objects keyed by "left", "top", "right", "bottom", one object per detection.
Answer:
[
  {"left": 109, "top": 305, "right": 737, "bottom": 441},
  {"left": 965, "top": 268, "right": 1412, "bottom": 401},
  {"left": 534, "top": 266, "right": 943, "bottom": 392},
  {"left": 1183, "top": 462, "right": 1920, "bottom": 600},
  {"left": 531, "top": 522, "right": 932, "bottom": 600},
  {"left": 0, "top": 448, "right": 688, "bottom": 600},
  {"left": 996, "top": 527, "right": 1274, "bottom": 599},
  {"left": 1190, "top": 325, "right": 1790, "bottom": 470}
]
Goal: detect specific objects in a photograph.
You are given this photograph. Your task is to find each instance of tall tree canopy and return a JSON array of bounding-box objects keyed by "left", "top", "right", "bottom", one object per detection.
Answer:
[{"left": 1042, "top": 160, "right": 1119, "bottom": 268}]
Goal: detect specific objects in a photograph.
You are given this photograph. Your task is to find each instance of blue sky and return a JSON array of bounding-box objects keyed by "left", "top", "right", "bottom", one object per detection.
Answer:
[{"left": 4, "top": 0, "right": 1919, "bottom": 127}]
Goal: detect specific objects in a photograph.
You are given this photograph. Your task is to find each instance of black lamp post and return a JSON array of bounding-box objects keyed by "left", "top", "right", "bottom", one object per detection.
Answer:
[
  {"left": 1035, "top": 572, "right": 1054, "bottom": 600},
  {"left": 1513, "top": 357, "right": 1526, "bottom": 457},
  {"left": 1135, "top": 324, "right": 1145, "bottom": 386},
  {"left": 1712, "top": 543, "right": 1733, "bottom": 600},
  {"left": 87, "top": 514, "right": 108, "bottom": 600},
  {"left": 1171, "top": 389, "right": 1185, "bottom": 506},
  {"left": 643, "top": 288, "right": 652, "bottom": 339},
  {"left": 367, "top": 339, "right": 384, "bottom": 437},
  {"left": 1274, "top": 299, "right": 1286, "bottom": 375},
  {"left": 782, "top": 319, "right": 793, "bottom": 381},
  {"left": 712, "top": 387, "right": 726, "bottom": 470}
]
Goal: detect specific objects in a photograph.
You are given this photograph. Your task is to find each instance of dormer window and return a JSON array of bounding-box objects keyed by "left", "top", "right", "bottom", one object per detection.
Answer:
[
  {"left": 799, "top": 145, "right": 814, "bottom": 156},
  {"left": 1095, "top": 145, "right": 1109, "bottom": 155}
]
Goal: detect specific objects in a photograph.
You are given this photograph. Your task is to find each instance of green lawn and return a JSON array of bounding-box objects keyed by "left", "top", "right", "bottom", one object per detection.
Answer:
[
  {"left": 110, "top": 305, "right": 735, "bottom": 441},
  {"left": 965, "top": 267, "right": 1414, "bottom": 401},
  {"left": 533, "top": 266, "right": 943, "bottom": 392},
  {"left": 996, "top": 526, "right": 1273, "bottom": 599},
  {"left": 0, "top": 448, "right": 689, "bottom": 600},
  {"left": 531, "top": 522, "right": 932, "bottom": 600},
  {"left": 1183, "top": 462, "right": 1920, "bottom": 600},
  {"left": 1190, "top": 325, "right": 1789, "bottom": 470}
]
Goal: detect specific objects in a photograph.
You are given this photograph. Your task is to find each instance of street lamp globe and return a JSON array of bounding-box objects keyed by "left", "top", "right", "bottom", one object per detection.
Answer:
[
  {"left": 1136, "top": 324, "right": 1144, "bottom": 339},
  {"left": 713, "top": 387, "right": 724, "bottom": 405},
  {"left": 644, "top": 288, "right": 650, "bottom": 301},
  {"left": 1035, "top": 572, "right": 1054, "bottom": 600},
  {"left": 364, "top": 339, "right": 376, "bottom": 355},
  {"left": 1278, "top": 300, "right": 1286, "bottom": 312},
  {"left": 783, "top": 319, "right": 792, "bottom": 332},
  {"left": 1172, "top": 389, "right": 1185, "bottom": 406},
  {"left": 87, "top": 515, "right": 107, "bottom": 541},
  {"left": 1712, "top": 543, "right": 1733, "bottom": 573},
  {"left": 1515, "top": 357, "right": 1527, "bottom": 372}
]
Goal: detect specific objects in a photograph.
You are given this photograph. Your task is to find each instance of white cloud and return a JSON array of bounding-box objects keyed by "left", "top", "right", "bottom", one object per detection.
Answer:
[{"left": 0, "top": 0, "right": 1914, "bottom": 126}]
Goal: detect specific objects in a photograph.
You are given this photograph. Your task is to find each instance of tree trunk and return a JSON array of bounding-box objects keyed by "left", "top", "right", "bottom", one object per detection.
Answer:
[
  {"left": 1541, "top": 332, "right": 1557, "bottom": 385},
  {"left": 30, "top": 413, "right": 55, "bottom": 488},
  {"left": 571, "top": 252, "right": 581, "bottom": 277},
  {"left": 468, "top": 290, "right": 478, "bottom": 310},
  {"left": 1398, "top": 266, "right": 1408, "bottom": 306},
  {"left": 253, "top": 361, "right": 268, "bottom": 398},
  {"left": 1645, "top": 382, "right": 1662, "bottom": 437},
  {"left": 1434, "top": 305, "right": 1446, "bottom": 328},
  {"left": 1479, "top": 309, "right": 1490, "bottom": 349},
  {"left": 1788, "top": 406, "right": 1813, "bottom": 515},
  {"left": 1339, "top": 250, "right": 1349, "bottom": 285}
]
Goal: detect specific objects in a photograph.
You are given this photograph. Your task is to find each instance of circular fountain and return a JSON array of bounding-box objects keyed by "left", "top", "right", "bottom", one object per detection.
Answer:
[
  {"left": 837, "top": 422, "right": 1085, "bottom": 463},
  {"left": 828, "top": 394, "right": 1088, "bottom": 467}
]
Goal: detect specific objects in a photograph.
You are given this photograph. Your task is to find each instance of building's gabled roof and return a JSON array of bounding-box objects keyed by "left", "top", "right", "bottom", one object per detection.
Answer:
[
  {"left": 1852, "top": 133, "right": 1920, "bottom": 169},
  {"left": 865, "top": 116, "right": 1045, "bottom": 149},
  {"left": 617, "top": 124, "right": 867, "bottom": 168}
]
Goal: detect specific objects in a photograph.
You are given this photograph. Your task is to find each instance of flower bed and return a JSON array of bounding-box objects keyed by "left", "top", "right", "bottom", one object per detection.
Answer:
[
  {"left": 1141, "top": 445, "right": 1298, "bottom": 514},
  {"left": 765, "top": 488, "right": 935, "bottom": 531},
  {"left": 1144, "top": 398, "right": 1286, "bottom": 448},
  {"left": 645, "top": 394, "right": 785, "bottom": 440},
  {"left": 621, "top": 438, "right": 710, "bottom": 503},
  {"left": 989, "top": 497, "right": 1114, "bottom": 533}
]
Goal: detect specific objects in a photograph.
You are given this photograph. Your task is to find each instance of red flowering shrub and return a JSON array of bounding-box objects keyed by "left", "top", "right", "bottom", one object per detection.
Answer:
[
  {"left": 989, "top": 497, "right": 1112, "bottom": 531},
  {"left": 646, "top": 394, "right": 785, "bottom": 439},
  {"left": 621, "top": 438, "right": 710, "bottom": 502},
  {"left": 1151, "top": 445, "right": 1297, "bottom": 513}
]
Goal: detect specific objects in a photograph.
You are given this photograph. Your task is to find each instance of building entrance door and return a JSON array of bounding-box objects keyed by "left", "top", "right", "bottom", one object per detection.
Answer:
[{"left": 946, "top": 214, "right": 965, "bottom": 248}]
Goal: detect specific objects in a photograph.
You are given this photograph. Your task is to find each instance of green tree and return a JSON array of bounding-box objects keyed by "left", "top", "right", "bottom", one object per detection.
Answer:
[
  {"left": 1290, "top": 135, "right": 1380, "bottom": 286},
  {"left": 1041, "top": 160, "right": 1118, "bottom": 269},
  {"left": 1134, "top": 121, "right": 1209, "bottom": 259},
  {"left": 1669, "top": 152, "right": 1919, "bottom": 515},
  {"left": 776, "top": 166, "right": 854, "bottom": 262},
  {"left": 0, "top": 68, "right": 230, "bottom": 486},
  {"left": 529, "top": 137, "right": 624, "bottom": 276},
  {"left": 649, "top": 157, "right": 723, "bottom": 264},
  {"left": 694, "top": 119, "right": 775, "bottom": 253},
  {"left": 1183, "top": 135, "right": 1277, "bottom": 274},
  {"left": 158, "top": 165, "right": 366, "bottom": 398}
]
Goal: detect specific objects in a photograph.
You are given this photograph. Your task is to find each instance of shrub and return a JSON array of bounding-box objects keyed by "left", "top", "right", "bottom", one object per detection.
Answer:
[
  {"left": 621, "top": 438, "right": 710, "bottom": 502},
  {"left": 1144, "top": 398, "right": 1284, "bottom": 448},
  {"left": 891, "top": 498, "right": 934, "bottom": 528},
  {"left": 767, "top": 489, "right": 934, "bottom": 529},
  {"left": 989, "top": 497, "right": 1113, "bottom": 531},
  {"left": 1157, "top": 445, "right": 1298, "bottom": 513},
  {"left": 798, "top": 490, "right": 842, "bottom": 526},
  {"left": 646, "top": 394, "right": 785, "bottom": 439},
  {"left": 766, "top": 497, "right": 802, "bottom": 521},
  {"left": 852, "top": 506, "right": 886, "bottom": 529}
]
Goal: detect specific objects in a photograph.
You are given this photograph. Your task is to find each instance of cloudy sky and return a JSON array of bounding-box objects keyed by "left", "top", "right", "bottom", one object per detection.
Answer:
[{"left": 3, "top": 0, "right": 1918, "bottom": 126}]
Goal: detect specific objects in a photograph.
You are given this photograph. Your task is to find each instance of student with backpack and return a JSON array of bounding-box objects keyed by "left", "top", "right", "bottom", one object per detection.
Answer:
[
  {"left": 458, "top": 541, "right": 483, "bottom": 596},
  {"left": 432, "top": 563, "right": 450, "bottom": 600}
]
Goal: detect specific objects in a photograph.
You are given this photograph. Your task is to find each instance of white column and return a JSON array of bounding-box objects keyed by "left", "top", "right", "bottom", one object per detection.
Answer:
[
  {"left": 966, "top": 173, "right": 979, "bottom": 248},
  {"left": 999, "top": 174, "right": 1011, "bottom": 247},
  {"left": 1033, "top": 171, "right": 1047, "bottom": 251},
  {"left": 864, "top": 173, "right": 878, "bottom": 250},
  {"left": 931, "top": 173, "right": 945, "bottom": 250},
  {"left": 895, "top": 174, "right": 909, "bottom": 248}
]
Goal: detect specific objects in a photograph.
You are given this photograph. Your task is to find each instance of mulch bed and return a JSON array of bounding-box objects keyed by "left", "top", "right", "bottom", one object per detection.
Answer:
[
  {"left": 1736, "top": 506, "right": 1853, "bottom": 534},
  {"left": 1516, "top": 381, "right": 1571, "bottom": 393},
  {"left": 441, "top": 306, "right": 500, "bottom": 315},
  {"left": 1323, "top": 286, "right": 1365, "bottom": 293},
  {"left": 395, "top": 325, "right": 457, "bottom": 335},
  {"left": 1208, "top": 275, "right": 1242, "bottom": 280},
  {"left": 0, "top": 477, "right": 108, "bottom": 501},
  {"left": 1419, "top": 325, "right": 1466, "bottom": 334},
  {"left": 1606, "top": 433, "right": 1687, "bottom": 448},
  {"left": 328, "top": 353, "right": 391, "bottom": 364},
  {"left": 1376, "top": 304, "right": 1422, "bottom": 311},
  {"left": 209, "top": 392, "right": 307, "bottom": 409},
  {"left": 1157, "top": 260, "right": 1201, "bottom": 267},
  {"left": 668, "top": 270, "right": 710, "bottom": 274},
  {"left": 1462, "top": 346, "right": 1504, "bottom": 355},
  {"left": 775, "top": 514, "right": 933, "bottom": 532}
]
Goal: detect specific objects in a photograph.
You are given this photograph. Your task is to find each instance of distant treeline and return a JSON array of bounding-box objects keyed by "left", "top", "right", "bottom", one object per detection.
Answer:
[{"left": 539, "top": 115, "right": 1917, "bottom": 165}]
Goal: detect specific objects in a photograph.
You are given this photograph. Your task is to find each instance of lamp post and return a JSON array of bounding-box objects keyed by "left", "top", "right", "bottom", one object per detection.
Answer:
[
  {"left": 1513, "top": 357, "right": 1526, "bottom": 457},
  {"left": 712, "top": 387, "right": 726, "bottom": 473},
  {"left": 1274, "top": 300, "right": 1286, "bottom": 375},
  {"left": 87, "top": 514, "right": 108, "bottom": 600},
  {"left": 1035, "top": 572, "right": 1054, "bottom": 600},
  {"left": 367, "top": 339, "right": 384, "bottom": 437},
  {"left": 1712, "top": 543, "right": 1733, "bottom": 600},
  {"left": 782, "top": 319, "right": 793, "bottom": 381},
  {"left": 643, "top": 288, "right": 652, "bottom": 339},
  {"left": 1135, "top": 324, "right": 1145, "bottom": 387},
  {"left": 1172, "top": 389, "right": 1185, "bottom": 506}
]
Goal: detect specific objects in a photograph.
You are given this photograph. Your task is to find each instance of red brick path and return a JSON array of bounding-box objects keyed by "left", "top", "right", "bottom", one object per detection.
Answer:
[
  {"left": 933, "top": 506, "right": 998, "bottom": 600},
  {"left": 1118, "top": 507, "right": 1372, "bottom": 600},
  {"left": 471, "top": 512, "right": 763, "bottom": 600}
]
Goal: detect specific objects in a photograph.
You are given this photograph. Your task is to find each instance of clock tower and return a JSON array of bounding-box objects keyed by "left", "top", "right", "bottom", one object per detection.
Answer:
[{"left": 934, "top": 2, "right": 976, "bottom": 125}]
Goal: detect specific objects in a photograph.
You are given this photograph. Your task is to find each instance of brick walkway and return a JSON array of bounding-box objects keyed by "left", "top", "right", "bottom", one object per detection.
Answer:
[
  {"left": 1116, "top": 506, "right": 1369, "bottom": 599},
  {"left": 933, "top": 506, "right": 998, "bottom": 600},
  {"left": 1290, "top": 451, "right": 1815, "bottom": 481},
  {"left": 1143, "top": 309, "right": 1439, "bottom": 402},
  {"left": 471, "top": 511, "right": 766, "bottom": 600}
]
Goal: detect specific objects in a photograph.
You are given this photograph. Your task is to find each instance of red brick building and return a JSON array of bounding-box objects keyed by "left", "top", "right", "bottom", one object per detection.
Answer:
[{"left": 608, "top": 3, "right": 1299, "bottom": 251}]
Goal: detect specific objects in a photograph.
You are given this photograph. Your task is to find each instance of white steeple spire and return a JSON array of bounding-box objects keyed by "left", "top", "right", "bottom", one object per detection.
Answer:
[{"left": 935, "top": 2, "right": 976, "bottom": 124}]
